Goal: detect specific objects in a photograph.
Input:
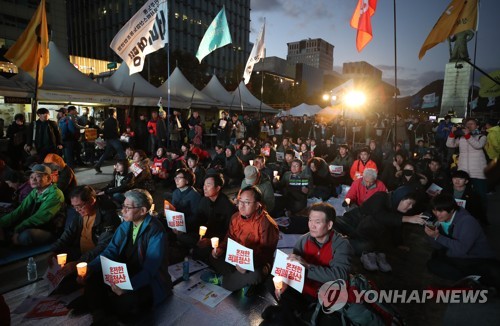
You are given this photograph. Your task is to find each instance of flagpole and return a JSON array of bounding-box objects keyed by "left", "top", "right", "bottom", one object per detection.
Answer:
[
  {"left": 468, "top": 0, "right": 480, "bottom": 118},
  {"left": 393, "top": 0, "right": 398, "bottom": 145},
  {"left": 32, "top": 56, "right": 41, "bottom": 122}
]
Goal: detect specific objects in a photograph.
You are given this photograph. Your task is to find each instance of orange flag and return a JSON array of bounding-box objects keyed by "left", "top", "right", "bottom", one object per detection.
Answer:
[
  {"left": 419, "top": 0, "right": 478, "bottom": 60},
  {"left": 5, "top": 0, "right": 49, "bottom": 87},
  {"left": 350, "top": 0, "right": 377, "bottom": 52}
]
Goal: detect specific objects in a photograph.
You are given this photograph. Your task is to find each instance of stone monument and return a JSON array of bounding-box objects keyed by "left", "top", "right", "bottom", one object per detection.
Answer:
[{"left": 439, "top": 30, "right": 475, "bottom": 118}]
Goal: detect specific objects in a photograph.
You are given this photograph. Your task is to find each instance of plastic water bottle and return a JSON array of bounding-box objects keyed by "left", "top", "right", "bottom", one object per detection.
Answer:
[
  {"left": 182, "top": 257, "right": 190, "bottom": 281},
  {"left": 27, "top": 257, "right": 37, "bottom": 281}
]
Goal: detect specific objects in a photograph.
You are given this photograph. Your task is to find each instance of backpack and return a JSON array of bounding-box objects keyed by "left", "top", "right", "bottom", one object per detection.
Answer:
[
  {"left": 312, "top": 274, "right": 405, "bottom": 326},
  {"left": 59, "top": 116, "right": 77, "bottom": 141}
]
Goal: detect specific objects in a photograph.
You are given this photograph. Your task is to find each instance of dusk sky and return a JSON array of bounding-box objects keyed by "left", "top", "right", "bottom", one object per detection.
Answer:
[{"left": 249, "top": 0, "right": 500, "bottom": 96}]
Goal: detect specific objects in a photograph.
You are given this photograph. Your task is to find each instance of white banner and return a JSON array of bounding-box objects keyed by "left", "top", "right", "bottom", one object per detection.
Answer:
[
  {"left": 243, "top": 22, "right": 265, "bottom": 84},
  {"left": 100, "top": 256, "right": 133, "bottom": 290},
  {"left": 110, "top": 0, "right": 168, "bottom": 75},
  {"left": 225, "top": 238, "right": 254, "bottom": 272},
  {"left": 271, "top": 249, "right": 305, "bottom": 293}
]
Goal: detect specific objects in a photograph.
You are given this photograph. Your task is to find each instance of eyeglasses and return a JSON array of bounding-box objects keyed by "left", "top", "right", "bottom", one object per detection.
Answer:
[
  {"left": 237, "top": 201, "right": 255, "bottom": 206},
  {"left": 73, "top": 203, "right": 88, "bottom": 210},
  {"left": 122, "top": 205, "right": 143, "bottom": 211}
]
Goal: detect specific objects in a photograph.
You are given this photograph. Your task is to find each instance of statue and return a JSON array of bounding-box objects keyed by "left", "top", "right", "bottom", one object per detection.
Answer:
[{"left": 449, "top": 30, "right": 475, "bottom": 62}]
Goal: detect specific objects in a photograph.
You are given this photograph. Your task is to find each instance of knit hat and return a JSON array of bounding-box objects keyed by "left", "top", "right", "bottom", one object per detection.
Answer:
[
  {"left": 390, "top": 185, "right": 416, "bottom": 208},
  {"left": 31, "top": 164, "right": 51, "bottom": 175},
  {"left": 244, "top": 165, "right": 259, "bottom": 185}
]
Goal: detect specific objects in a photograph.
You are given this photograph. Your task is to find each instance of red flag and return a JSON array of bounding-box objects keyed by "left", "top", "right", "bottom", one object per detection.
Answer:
[{"left": 350, "top": 0, "right": 377, "bottom": 52}]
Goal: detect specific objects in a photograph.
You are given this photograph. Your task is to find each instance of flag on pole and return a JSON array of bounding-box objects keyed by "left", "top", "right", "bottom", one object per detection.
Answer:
[
  {"left": 5, "top": 0, "right": 49, "bottom": 87},
  {"left": 350, "top": 0, "right": 377, "bottom": 52},
  {"left": 479, "top": 70, "right": 500, "bottom": 97},
  {"left": 418, "top": 0, "right": 478, "bottom": 60},
  {"left": 196, "top": 7, "right": 232, "bottom": 63},
  {"left": 110, "top": 0, "right": 168, "bottom": 75},
  {"left": 243, "top": 22, "right": 265, "bottom": 84}
]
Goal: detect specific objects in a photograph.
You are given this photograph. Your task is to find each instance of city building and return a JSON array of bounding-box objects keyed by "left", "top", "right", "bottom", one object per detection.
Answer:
[
  {"left": 67, "top": 0, "right": 251, "bottom": 79},
  {"left": 286, "top": 38, "right": 334, "bottom": 71}
]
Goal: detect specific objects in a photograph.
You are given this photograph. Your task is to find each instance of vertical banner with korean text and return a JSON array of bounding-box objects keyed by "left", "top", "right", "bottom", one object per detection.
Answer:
[{"left": 110, "top": 0, "right": 168, "bottom": 75}]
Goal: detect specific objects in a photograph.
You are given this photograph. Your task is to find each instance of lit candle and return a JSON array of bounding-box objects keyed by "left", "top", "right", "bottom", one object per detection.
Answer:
[
  {"left": 345, "top": 198, "right": 351, "bottom": 206},
  {"left": 76, "top": 262, "right": 87, "bottom": 277},
  {"left": 273, "top": 276, "right": 283, "bottom": 298},
  {"left": 211, "top": 237, "right": 219, "bottom": 249},
  {"left": 199, "top": 226, "right": 207, "bottom": 239},
  {"left": 57, "top": 253, "right": 67, "bottom": 267},
  {"left": 273, "top": 171, "right": 278, "bottom": 177},
  {"left": 249, "top": 160, "right": 254, "bottom": 166}
]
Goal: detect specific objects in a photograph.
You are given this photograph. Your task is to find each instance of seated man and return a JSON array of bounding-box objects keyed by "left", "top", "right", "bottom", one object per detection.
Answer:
[
  {"left": 49, "top": 186, "right": 120, "bottom": 276},
  {"left": 350, "top": 147, "right": 378, "bottom": 181},
  {"left": 344, "top": 168, "right": 387, "bottom": 207},
  {"left": 203, "top": 186, "right": 279, "bottom": 291},
  {"left": 253, "top": 154, "right": 274, "bottom": 181},
  {"left": 274, "top": 159, "right": 312, "bottom": 215},
  {"left": 194, "top": 174, "right": 237, "bottom": 262},
  {"left": 80, "top": 189, "right": 172, "bottom": 322},
  {"left": 262, "top": 202, "right": 353, "bottom": 324},
  {"left": 424, "top": 193, "right": 500, "bottom": 290},
  {"left": 0, "top": 164, "right": 64, "bottom": 246}
]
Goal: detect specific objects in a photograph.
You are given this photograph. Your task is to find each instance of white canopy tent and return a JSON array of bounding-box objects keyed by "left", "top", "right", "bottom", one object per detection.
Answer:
[
  {"left": 158, "top": 68, "right": 219, "bottom": 109},
  {"left": 201, "top": 75, "right": 237, "bottom": 109},
  {"left": 280, "top": 103, "right": 322, "bottom": 117},
  {"left": 230, "top": 81, "right": 276, "bottom": 113}
]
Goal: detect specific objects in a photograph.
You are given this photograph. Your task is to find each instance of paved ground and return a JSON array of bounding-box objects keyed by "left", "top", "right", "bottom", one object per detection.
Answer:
[{"left": 2, "top": 163, "right": 500, "bottom": 325}]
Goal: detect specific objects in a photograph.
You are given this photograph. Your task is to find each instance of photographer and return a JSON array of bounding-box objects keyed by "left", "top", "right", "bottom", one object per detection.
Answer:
[{"left": 446, "top": 118, "right": 488, "bottom": 214}]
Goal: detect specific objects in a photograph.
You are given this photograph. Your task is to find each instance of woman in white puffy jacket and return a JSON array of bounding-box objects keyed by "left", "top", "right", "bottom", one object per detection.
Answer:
[{"left": 446, "top": 118, "right": 488, "bottom": 212}]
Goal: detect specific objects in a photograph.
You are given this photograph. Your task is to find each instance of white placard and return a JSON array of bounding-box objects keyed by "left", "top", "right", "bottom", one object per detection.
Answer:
[
  {"left": 271, "top": 249, "right": 305, "bottom": 293},
  {"left": 100, "top": 256, "right": 133, "bottom": 290},
  {"left": 225, "top": 238, "right": 254, "bottom": 272},
  {"left": 276, "top": 152, "right": 285, "bottom": 162},
  {"left": 329, "top": 165, "right": 343, "bottom": 174},
  {"left": 219, "top": 119, "right": 227, "bottom": 128},
  {"left": 129, "top": 162, "right": 143, "bottom": 177},
  {"left": 426, "top": 183, "right": 443, "bottom": 196},
  {"left": 165, "top": 209, "right": 187, "bottom": 233},
  {"left": 455, "top": 198, "right": 466, "bottom": 208}
]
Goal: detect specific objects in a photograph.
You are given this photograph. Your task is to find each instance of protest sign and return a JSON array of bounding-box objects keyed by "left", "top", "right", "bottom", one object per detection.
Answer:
[
  {"left": 100, "top": 256, "right": 133, "bottom": 290},
  {"left": 271, "top": 249, "right": 305, "bottom": 293},
  {"left": 165, "top": 209, "right": 186, "bottom": 233},
  {"left": 225, "top": 238, "right": 254, "bottom": 272}
]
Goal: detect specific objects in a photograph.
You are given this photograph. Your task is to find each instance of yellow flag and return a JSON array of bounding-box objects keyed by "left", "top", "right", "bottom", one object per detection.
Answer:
[
  {"left": 479, "top": 71, "right": 500, "bottom": 98},
  {"left": 419, "top": 0, "right": 477, "bottom": 60},
  {"left": 5, "top": 0, "right": 49, "bottom": 87}
]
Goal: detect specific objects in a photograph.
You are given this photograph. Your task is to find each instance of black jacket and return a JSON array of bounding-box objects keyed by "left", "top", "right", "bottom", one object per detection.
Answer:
[
  {"left": 50, "top": 198, "right": 120, "bottom": 262},
  {"left": 103, "top": 171, "right": 135, "bottom": 195}
]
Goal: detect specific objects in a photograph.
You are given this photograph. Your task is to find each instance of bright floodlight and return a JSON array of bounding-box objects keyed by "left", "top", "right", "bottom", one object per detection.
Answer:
[
  {"left": 345, "top": 91, "right": 366, "bottom": 107},
  {"left": 322, "top": 94, "right": 330, "bottom": 101}
]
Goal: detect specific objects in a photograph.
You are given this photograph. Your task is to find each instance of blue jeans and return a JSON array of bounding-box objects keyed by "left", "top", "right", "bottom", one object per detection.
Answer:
[{"left": 95, "top": 138, "right": 126, "bottom": 168}]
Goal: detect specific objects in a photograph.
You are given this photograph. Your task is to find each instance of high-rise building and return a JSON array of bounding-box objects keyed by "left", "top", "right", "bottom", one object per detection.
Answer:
[
  {"left": 67, "top": 0, "right": 251, "bottom": 79},
  {"left": 286, "top": 38, "right": 334, "bottom": 71}
]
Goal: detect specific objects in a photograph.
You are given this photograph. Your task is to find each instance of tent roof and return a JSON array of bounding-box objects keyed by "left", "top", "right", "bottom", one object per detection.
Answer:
[
  {"left": 0, "top": 75, "right": 33, "bottom": 97},
  {"left": 230, "top": 81, "right": 276, "bottom": 113},
  {"left": 103, "top": 63, "right": 163, "bottom": 97},
  {"left": 282, "top": 103, "right": 322, "bottom": 116},
  {"left": 158, "top": 68, "right": 219, "bottom": 108},
  {"left": 201, "top": 75, "right": 237, "bottom": 108}
]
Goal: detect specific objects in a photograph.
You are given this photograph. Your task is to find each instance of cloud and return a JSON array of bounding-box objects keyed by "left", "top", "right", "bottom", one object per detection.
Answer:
[
  {"left": 383, "top": 69, "right": 445, "bottom": 96},
  {"left": 252, "top": 0, "right": 334, "bottom": 19},
  {"left": 376, "top": 65, "right": 416, "bottom": 73},
  {"left": 251, "top": 0, "right": 282, "bottom": 11}
]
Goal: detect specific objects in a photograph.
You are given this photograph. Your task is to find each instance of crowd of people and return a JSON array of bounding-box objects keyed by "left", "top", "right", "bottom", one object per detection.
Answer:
[{"left": 0, "top": 107, "right": 499, "bottom": 325}]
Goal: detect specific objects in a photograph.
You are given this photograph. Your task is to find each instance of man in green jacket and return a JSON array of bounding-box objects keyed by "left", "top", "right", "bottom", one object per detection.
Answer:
[
  {"left": 485, "top": 119, "right": 500, "bottom": 160},
  {"left": 0, "top": 164, "right": 65, "bottom": 246}
]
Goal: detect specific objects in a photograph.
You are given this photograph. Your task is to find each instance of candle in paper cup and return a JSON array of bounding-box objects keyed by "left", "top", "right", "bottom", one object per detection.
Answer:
[
  {"left": 273, "top": 171, "right": 278, "bottom": 177},
  {"left": 76, "top": 262, "right": 87, "bottom": 277},
  {"left": 273, "top": 276, "right": 283, "bottom": 290},
  {"left": 211, "top": 237, "right": 219, "bottom": 249},
  {"left": 249, "top": 160, "right": 254, "bottom": 166},
  {"left": 199, "top": 226, "right": 207, "bottom": 237},
  {"left": 345, "top": 198, "right": 351, "bottom": 206},
  {"left": 57, "top": 253, "right": 67, "bottom": 266}
]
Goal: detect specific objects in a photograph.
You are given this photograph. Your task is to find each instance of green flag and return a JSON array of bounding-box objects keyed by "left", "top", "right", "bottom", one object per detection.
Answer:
[
  {"left": 479, "top": 70, "right": 500, "bottom": 98},
  {"left": 196, "top": 7, "right": 232, "bottom": 63}
]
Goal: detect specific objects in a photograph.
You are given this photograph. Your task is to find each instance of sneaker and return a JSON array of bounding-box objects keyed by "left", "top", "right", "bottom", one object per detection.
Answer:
[
  {"left": 94, "top": 166, "right": 102, "bottom": 174},
  {"left": 200, "top": 271, "right": 223, "bottom": 286},
  {"left": 376, "top": 252, "right": 392, "bottom": 272},
  {"left": 360, "top": 252, "right": 378, "bottom": 271}
]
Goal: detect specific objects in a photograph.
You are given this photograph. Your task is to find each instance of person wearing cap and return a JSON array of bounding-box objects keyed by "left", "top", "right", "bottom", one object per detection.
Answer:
[
  {"left": 94, "top": 109, "right": 126, "bottom": 174},
  {"left": 26, "top": 108, "right": 63, "bottom": 160},
  {"left": 485, "top": 119, "right": 500, "bottom": 160},
  {"left": 0, "top": 164, "right": 65, "bottom": 246},
  {"left": 55, "top": 107, "right": 67, "bottom": 122},
  {"left": 241, "top": 165, "right": 275, "bottom": 213}
]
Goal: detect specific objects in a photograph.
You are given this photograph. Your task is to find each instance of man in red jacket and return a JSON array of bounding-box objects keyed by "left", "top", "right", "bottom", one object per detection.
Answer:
[
  {"left": 345, "top": 168, "right": 387, "bottom": 207},
  {"left": 262, "top": 202, "right": 353, "bottom": 324}
]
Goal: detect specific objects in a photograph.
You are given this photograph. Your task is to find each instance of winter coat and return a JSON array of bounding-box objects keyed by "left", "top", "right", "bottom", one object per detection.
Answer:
[
  {"left": 485, "top": 125, "right": 500, "bottom": 160},
  {"left": 446, "top": 133, "right": 487, "bottom": 179}
]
